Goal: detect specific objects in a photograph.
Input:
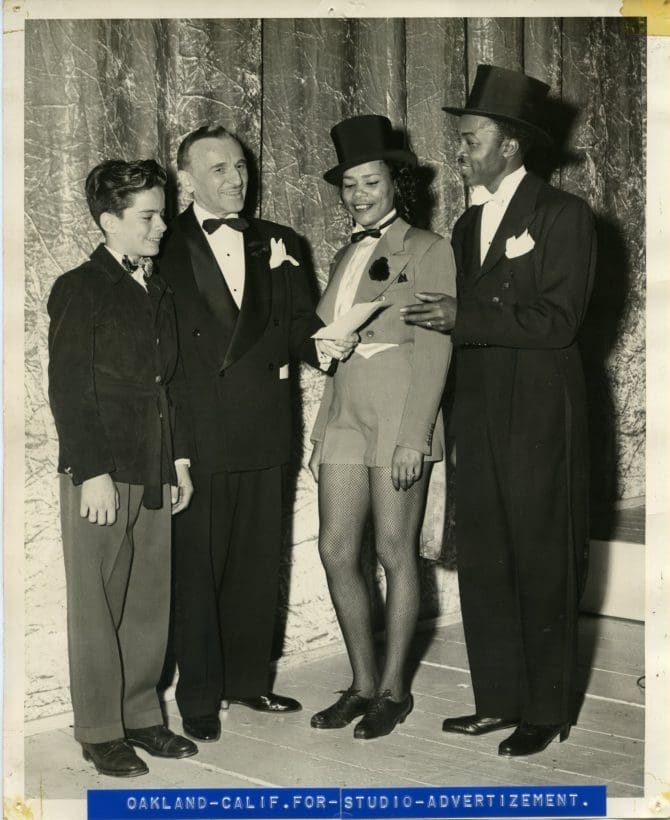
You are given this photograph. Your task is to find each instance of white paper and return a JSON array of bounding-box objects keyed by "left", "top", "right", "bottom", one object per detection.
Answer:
[{"left": 312, "top": 301, "right": 389, "bottom": 339}]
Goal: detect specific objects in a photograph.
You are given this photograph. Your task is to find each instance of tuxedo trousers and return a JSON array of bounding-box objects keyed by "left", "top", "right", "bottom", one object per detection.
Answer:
[
  {"left": 60, "top": 477, "right": 171, "bottom": 743},
  {"left": 173, "top": 465, "right": 284, "bottom": 718},
  {"left": 454, "top": 357, "right": 582, "bottom": 726}
]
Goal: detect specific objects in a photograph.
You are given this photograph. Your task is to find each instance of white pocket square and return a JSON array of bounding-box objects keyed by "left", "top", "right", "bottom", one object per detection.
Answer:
[
  {"left": 505, "top": 229, "right": 535, "bottom": 259},
  {"left": 270, "top": 238, "right": 299, "bottom": 270}
]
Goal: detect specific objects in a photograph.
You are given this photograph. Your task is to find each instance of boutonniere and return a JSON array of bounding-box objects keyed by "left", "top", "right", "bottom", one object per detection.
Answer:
[
  {"left": 269, "top": 237, "right": 299, "bottom": 269},
  {"left": 369, "top": 256, "right": 390, "bottom": 281},
  {"left": 505, "top": 228, "right": 535, "bottom": 259},
  {"left": 248, "top": 238, "right": 270, "bottom": 259}
]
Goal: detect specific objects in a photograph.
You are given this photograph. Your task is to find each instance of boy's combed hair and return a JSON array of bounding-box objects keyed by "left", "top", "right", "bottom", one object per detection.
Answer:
[
  {"left": 85, "top": 159, "right": 167, "bottom": 228},
  {"left": 177, "top": 124, "right": 233, "bottom": 171}
]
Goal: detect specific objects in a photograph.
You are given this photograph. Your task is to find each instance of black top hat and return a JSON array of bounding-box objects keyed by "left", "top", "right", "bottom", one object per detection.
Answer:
[
  {"left": 324, "top": 114, "right": 417, "bottom": 185},
  {"left": 442, "top": 64, "right": 551, "bottom": 143}
]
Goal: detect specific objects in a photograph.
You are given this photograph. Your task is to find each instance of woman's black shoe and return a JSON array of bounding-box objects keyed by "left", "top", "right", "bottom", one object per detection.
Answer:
[
  {"left": 353, "top": 690, "right": 413, "bottom": 739},
  {"left": 498, "top": 723, "right": 570, "bottom": 757},
  {"left": 311, "top": 688, "right": 373, "bottom": 729}
]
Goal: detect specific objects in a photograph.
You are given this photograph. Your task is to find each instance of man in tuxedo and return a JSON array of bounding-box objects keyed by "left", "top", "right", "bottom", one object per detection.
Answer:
[
  {"left": 160, "top": 124, "right": 355, "bottom": 742},
  {"left": 402, "top": 65, "right": 597, "bottom": 757},
  {"left": 48, "top": 159, "right": 197, "bottom": 777}
]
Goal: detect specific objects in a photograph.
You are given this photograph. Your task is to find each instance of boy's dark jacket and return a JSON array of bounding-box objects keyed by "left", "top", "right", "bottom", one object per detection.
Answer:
[{"left": 47, "top": 244, "right": 187, "bottom": 508}]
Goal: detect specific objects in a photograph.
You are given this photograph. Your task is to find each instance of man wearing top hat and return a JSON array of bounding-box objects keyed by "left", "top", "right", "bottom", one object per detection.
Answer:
[{"left": 402, "top": 65, "right": 597, "bottom": 757}]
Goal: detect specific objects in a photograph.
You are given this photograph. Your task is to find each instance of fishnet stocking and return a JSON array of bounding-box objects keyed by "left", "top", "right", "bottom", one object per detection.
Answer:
[
  {"left": 317, "top": 463, "right": 431, "bottom": 701},
  {"left": 371, "top": 466, "right": 429, "bottom": 699},
  {"left": 318, "top": 464, "right": 376, "bottom": 696}
]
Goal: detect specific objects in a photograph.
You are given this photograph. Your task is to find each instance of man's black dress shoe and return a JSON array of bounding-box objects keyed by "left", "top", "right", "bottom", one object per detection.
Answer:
[
  {"left": 81, "top": 739, "right": 148, "bottom": 777},
  {"left": 126, "top": 725, "right": 198, "bottom": 758},
  {"left": 229, "top": 693, "right": 302, "bottom": 713},
  {"left": 311, "top": 688, "right": 373, "bottom": 729},
  {"left": 442, "top": 714, "right": 519, "bottom": 736},
  {"left": 498, "top": 723, "right": 570, "bottom": 757},
  {"left": 353, "top": 690, "right": 413, "bottom": 739},
  {"left": 182, "top": 714, "right": 221, "bottom": 742}
]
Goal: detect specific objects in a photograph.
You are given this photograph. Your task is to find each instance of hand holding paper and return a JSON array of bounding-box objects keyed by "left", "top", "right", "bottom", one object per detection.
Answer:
[{"left": 312, "top": 301, "right": 389, "bottom": 340}]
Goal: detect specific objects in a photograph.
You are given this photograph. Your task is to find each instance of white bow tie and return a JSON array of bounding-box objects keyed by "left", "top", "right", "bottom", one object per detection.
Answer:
[{"left": 470, "top": 186, "right": 505, "bottom": 207}]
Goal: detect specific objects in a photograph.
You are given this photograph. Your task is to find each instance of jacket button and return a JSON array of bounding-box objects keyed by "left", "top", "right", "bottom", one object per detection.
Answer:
[
  {"left": 192, "top": 328, "right": 201, "bottom": 337},
  {"left": 155, "top": 375, "right": 162, "bottom": 384},
  {"left": 273, "top": 319, "right": 280, "bottom": 327},
  {"left": 492, "top": 296, "right": 500, "bottom": 304},
  {"left": 502, "top": 282, "right": 510, "bottom": 290},
  {"left": 366, "top": 330, "right": 374, "bottom": 338}
]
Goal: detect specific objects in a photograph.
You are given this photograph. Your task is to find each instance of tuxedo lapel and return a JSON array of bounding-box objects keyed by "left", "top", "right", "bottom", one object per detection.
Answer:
[
  {"left": 223, "top": 220, "right": 272, "bottom": 369},
  {"left": 354, "top": 218, "right": 411, "bottom": 303},
  {"left": 180, "top": 205, "right": 240, "bottom": 337},
  {"left": 318, "top": 219, "right": 412, "bottom": 323},
  {"left": 89, "top": 244, "right": 126, "bottom": 284},
  {"left": 468, "top": 208, "right": 483, "bottom": 278},
  {"left": 478, "top": 172, "right": 542, "bottom": 280}
]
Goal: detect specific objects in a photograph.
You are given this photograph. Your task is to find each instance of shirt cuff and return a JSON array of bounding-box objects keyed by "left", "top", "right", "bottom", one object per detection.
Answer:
[
  {"left": 174, "top": 458, "right": 191, "bottom": 468},
  {"left": 315, "top": 340, "right": 334, "bottom": 372}
]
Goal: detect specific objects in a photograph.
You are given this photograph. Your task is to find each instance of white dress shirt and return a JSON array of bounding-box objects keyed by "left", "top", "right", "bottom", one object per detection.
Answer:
[
  {"left": 193, "top": 201, "right": 246, "bottom": 308},
  {"left": 472, "top": 165, "right": 527, "bottom": 265},
  {"left": 334, "top": 209, "right": 398, "bottom": 359}
]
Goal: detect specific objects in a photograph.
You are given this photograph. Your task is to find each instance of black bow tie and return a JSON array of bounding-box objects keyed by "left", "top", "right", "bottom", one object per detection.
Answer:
[
  {"left": 202, "top": 216, "right": 249, "bottom": 235},
  {"left": 351, "top": 214, "right": 397, "bottom": 244}
]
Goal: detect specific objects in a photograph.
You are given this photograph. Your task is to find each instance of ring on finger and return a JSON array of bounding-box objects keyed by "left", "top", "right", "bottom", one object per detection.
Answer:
[{"left": 426, "top": 320, "right": 433, "bottom": 328}]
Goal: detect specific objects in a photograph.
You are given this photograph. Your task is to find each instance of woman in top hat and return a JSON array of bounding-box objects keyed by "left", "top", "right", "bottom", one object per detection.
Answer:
[{"left": 308, "top": 114, "right": 456, "bottom": 739}]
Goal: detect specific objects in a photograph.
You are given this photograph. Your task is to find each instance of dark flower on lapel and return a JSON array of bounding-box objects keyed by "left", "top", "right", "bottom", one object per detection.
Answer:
[
  {"left": 248, "top": 239, "right": 270, "bottom": 259},
  {"left": 369, "top": 256, "right": 390, "bottom": 281}
]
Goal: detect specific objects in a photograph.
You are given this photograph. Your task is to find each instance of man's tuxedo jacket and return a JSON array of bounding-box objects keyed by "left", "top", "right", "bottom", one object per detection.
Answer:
[
  {"left": 451, "top": 171, "right": 597, "bottom": 585},
  {"left": 159, "top": 205, "right": 322, "bottom": 474},
  {"left": 48, "top": 245, "right": 185, "bottom": 508}
]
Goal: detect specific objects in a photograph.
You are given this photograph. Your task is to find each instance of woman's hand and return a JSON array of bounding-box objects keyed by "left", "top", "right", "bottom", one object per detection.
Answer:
[
  {"left": 391, "top": 445, "right": 424, "bottom": 491},
  {"left": 316, "top": 333, "right": 359, "bottom": 362},
  {"left": 309, "top": 442, "right": 322, "bottom": 483}
]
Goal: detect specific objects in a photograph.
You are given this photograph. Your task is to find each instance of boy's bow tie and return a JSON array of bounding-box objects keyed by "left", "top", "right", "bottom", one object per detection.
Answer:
[{"left": 122, "top": 255, "right": 153, "bottom": 277}]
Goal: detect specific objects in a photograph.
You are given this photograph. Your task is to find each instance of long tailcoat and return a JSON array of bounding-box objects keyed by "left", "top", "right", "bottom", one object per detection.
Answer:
[
  {"left": 450, "top": 171, "right": 597, "bottom": 723},
  {"left": 159, "top": 205, "right": 322, "bottom": 473},
  {"left": 311, "top": 218, "right": 455, "bottom": 459},
  {"left": 48, "top": 245, "right": 185, "bottom": 508}
]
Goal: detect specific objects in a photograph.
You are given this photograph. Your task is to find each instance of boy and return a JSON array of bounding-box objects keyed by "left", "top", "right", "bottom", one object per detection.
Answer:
[{"left": 48, "top": 159, "right": 196, "bottom": 776}]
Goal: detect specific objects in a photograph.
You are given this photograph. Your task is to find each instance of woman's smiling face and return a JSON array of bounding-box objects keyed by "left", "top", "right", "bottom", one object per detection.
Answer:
[{"left": 340, "top": 160, "right": 395, "bottom": 227}]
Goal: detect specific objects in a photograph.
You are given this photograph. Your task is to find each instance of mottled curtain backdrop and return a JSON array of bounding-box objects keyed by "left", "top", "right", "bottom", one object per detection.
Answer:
[{"left": 24, "top": 18, "right": 645, "bottom": 721}]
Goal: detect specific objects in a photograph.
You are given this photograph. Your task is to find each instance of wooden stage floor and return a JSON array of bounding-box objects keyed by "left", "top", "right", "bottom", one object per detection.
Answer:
[{"left": 25, "top": 615, "right": 644, "bottom": 800}]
